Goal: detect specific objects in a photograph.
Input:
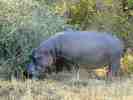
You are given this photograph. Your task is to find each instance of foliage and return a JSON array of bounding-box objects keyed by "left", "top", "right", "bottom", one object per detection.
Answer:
[
  {"left": 0, "top": 0, "right": 68, "bottom": 79},
  {"left": 128, "top": 0, "right": 133, "bottom": 9},
  {"left": 0, "top": 0, "right": 133, "bottom": 79},
  {"left": 55, "top": 0, "right": 133, "bottom": 48},
  {"left": 121, "top": 53, "right": 133, "bottom": 75}
]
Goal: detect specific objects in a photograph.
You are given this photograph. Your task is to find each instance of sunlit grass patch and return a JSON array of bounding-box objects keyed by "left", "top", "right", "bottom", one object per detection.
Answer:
[{"left": 0, "top": 77, "right": 133, "bottom": 100}]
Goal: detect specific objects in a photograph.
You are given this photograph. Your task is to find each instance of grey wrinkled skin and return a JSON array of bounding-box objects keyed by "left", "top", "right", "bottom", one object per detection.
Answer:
[{"left": 27, "top": 31, "right": 124, "bottom": 79}]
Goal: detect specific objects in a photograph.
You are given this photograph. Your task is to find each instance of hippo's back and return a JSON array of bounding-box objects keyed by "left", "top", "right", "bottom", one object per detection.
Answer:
[
  {"left": 55, "top": 31, "right": 123, "bottom": 66},
  {"left": 58, "top": 31, "right": 123, "bottom": 53}
]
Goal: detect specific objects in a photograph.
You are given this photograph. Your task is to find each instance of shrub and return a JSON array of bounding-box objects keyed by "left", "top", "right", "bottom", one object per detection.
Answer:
[
  {"left": 0, "top": 0, "right": 68, "bottom": 79},
  {"left": 55, "top": 0, "right": 133, "bottom": 47}
]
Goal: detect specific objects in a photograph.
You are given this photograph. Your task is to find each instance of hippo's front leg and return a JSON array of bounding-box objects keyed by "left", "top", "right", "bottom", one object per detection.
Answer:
[{"left": 72, "top": 63, "right": 80, "bottom": 81}]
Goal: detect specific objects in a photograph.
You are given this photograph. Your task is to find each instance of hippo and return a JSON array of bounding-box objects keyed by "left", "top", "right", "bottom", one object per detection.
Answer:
[{"left": 26, "top": 31, "right": 124, "bottom": 79}]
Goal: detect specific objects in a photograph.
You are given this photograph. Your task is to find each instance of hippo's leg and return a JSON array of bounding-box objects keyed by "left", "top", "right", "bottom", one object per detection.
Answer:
[
  {"left": 76, "top": 65, "right": 80, "bottom": 80},
  {"left": 108, "top": 57, "right": 120, "bottom": 80},
  {"left": 72, "top": 63, "right": 80, "bottom": 81}
]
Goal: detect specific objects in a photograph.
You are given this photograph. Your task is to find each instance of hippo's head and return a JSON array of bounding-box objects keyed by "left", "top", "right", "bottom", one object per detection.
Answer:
[{"left": 27, "top": 48, "right": 54, "bottom": 78}]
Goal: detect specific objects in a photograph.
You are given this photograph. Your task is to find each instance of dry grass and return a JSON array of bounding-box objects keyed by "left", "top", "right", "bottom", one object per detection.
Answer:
[
  {"left": 0, "top": 75, "right": 133, "bottom": 100},
  {"left": 0, "top": 53, "right": 132, "bottom": 100}
]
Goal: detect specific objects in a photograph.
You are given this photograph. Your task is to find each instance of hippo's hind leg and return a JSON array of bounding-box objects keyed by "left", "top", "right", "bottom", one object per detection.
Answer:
[{"left": 108, "top": 56, "right": 121, "bottom": 80}]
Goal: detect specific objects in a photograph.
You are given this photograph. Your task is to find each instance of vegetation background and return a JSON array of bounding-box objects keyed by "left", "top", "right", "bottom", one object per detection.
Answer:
[
  {"left": 0, "top": 0, "right": 133, "bottom": 79},
  {"left": 0, "top": 0, "right": 133, "bottom": 100}
]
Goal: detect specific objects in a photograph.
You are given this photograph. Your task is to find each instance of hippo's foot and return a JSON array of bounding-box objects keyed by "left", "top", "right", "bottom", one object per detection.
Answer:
[{"left": 32, "top": 76, "right": 39, "bottom": 80}]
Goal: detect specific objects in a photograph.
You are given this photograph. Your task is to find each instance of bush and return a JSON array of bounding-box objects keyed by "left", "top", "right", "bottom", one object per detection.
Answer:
[
  {"left": 0, "top": 0, "right": 68, "bottom": 79},
  {"left": 55, "top": 0, "right": 133, "bottom": 48}
]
